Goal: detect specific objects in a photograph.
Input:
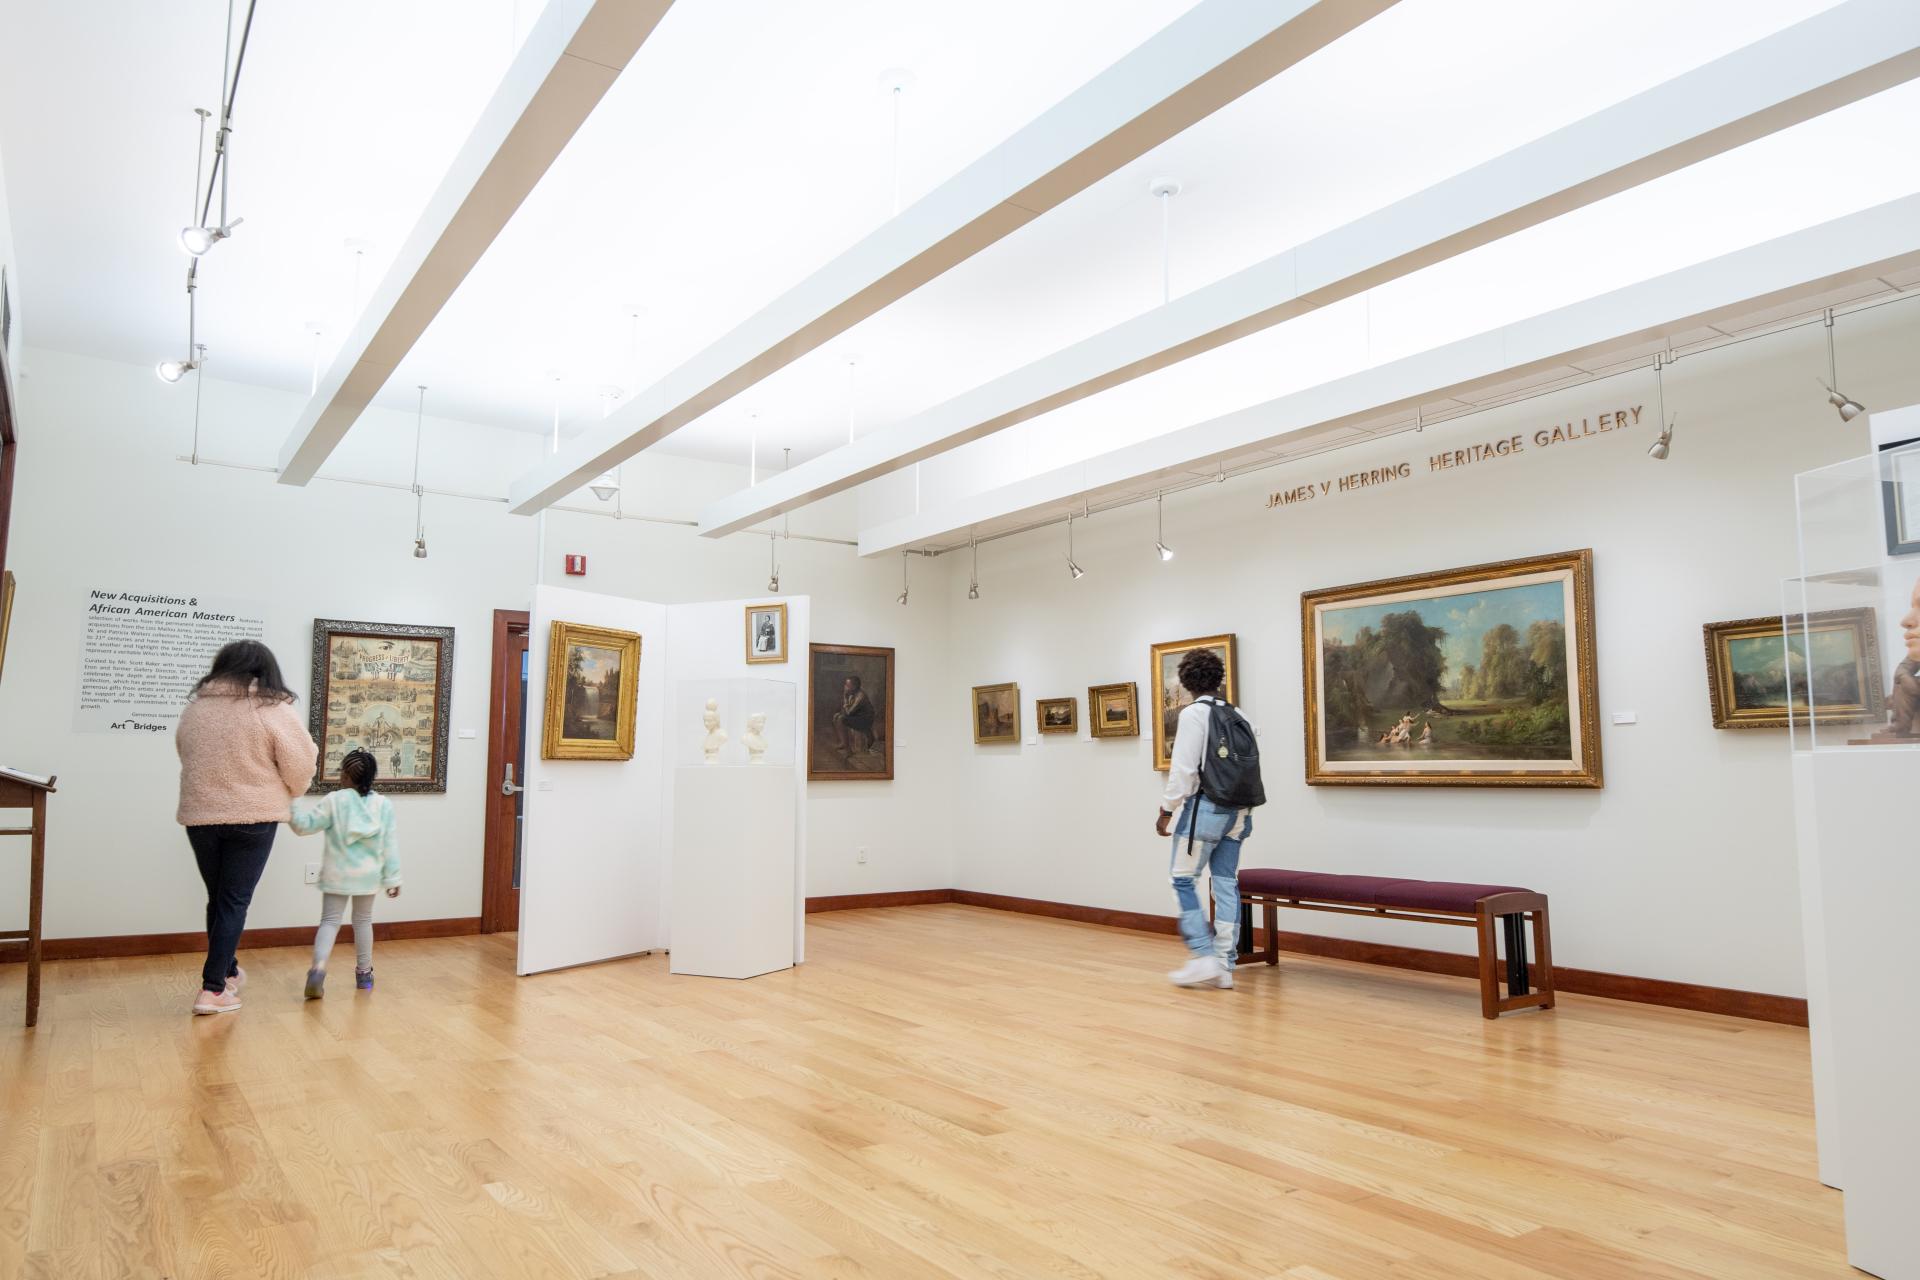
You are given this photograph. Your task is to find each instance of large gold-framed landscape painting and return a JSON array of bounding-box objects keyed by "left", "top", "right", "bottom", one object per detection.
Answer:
[{"left": 1302, "top": 549, "right": 1602, "bottom": 788}]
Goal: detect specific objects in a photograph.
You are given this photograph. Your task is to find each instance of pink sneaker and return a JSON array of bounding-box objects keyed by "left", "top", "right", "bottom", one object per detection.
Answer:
[
  {"left": 192, "top": 987, "right": 242, "bottom": 1015},
  {"left": 226, "top": 965, "right": 247, "bottom": 994}
]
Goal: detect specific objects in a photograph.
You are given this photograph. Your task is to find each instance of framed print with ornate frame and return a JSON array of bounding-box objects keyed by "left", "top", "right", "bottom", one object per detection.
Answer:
[
  {"left": 309, "top": 618, "right": 456, "bottom": 793},
  {"left": 1036, "top": 696, "right": 1078, "bottom": 734},
  {"left": 971, "top": 682, "right": 1020, "bottom": 745},
  {"left": 1088, "top": 681, "right": 1140, "bottom": 739},
  {"left": 1704, "top": 609, "right": 1881, "bottom": 730},
  {"left": 541, "top": 621, "right": 641, "bottom": 761},
  {"left": 1149, "top": 634, "right": 1237, "bottom": 770}
]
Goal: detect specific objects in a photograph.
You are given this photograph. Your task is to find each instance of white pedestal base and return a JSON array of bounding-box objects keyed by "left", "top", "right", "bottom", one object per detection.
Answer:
[{"left": 670, "top": 766, "right": 796, "bottom": 979}]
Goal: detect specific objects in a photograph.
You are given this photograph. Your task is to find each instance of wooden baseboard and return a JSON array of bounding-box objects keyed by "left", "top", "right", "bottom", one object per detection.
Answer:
[
  {"left": 3, "top": 917, "right": 481, "bottom": 964},
  {"left": 805, "top": 890, "right": 954, "bottom": 913},
  {"left": 928, "top": 891, "right": 1809, "bottom": 1027}
]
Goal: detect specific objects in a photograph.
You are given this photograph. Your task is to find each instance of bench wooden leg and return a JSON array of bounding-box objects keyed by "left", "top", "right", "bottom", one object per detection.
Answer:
[
  {"left": 1475, "top": 908, "right": 1500, "bottom": 1020},
  {"left": 1531, "top": 904, "right": 1555, "bottom": 1010},
  {"left": 1264, "top": 900, "right": 1278, "bottom": 965}
]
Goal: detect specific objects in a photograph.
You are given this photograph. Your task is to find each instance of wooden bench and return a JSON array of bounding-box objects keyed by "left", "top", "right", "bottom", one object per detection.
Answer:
[{"left": 1229, "top": 868, "right": 1554, "bottom": 1019}]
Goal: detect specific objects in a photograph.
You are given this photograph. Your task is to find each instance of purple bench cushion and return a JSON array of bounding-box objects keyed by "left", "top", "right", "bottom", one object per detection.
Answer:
[{"left": 1238, "top": 867, "right": 1530, "bottom": 914}]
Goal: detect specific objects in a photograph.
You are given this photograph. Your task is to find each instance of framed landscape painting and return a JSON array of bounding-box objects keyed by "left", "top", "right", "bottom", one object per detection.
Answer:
[
  {"left": 541, "top": 621, "right": 640, "bottom": 760},
  {"left": 1088, "top": 681, "right": 1139, "bottom": 739},
  {"left": 1036, "top": 696, "right": 1078, "bottom": 734},
  {"left": 1149, "top": 634, "right": 1237, "bottom": 770},
  {"left": 309, "top": 619, "right": 455, "bottom": 793},
  {"left": 744, "top": 602, "right": 788, "bottom": 664},
  {"left": 808, "top": 643, "right": 894, "bottom": 780},
  {"left": 1704, "top": 610, "right": 1881, "bottom": 729},
  {"left": 1302, "top": 549, "right": 1602, "bottom": 788},
  {"left": 971, "top": 682, "right": 1020, "bottom": 744}
]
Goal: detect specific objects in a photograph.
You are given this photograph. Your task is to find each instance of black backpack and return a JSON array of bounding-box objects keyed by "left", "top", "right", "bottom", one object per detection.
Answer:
[{"left": 1197, "top": 696, "right": 1265, "bottom": 809}]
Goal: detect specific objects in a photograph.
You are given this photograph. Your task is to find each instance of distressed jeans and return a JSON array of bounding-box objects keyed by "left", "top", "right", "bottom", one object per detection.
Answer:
[{"left": 1169, "top": 795, "right": 1252, "bottom": 967}]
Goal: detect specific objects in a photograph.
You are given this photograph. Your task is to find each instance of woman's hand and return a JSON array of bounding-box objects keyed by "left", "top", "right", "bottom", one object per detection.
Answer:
[{"left": 386, "top": 886, "right": 402, "bottom": 899}]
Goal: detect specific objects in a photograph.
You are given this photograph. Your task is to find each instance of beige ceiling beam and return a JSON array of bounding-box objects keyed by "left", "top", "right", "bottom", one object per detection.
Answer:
[
  {"left": 856, "top": 195, "right": 1920, "bottom": 554},
  {"left": 699, "top": 0, "right": 1920, "bottom": 538},
  {"left": 276, "top": 0, "right": 673, "bottom": 485},
  {"left": 505, "top": 0, "right": 1400, "bottom": 514}
]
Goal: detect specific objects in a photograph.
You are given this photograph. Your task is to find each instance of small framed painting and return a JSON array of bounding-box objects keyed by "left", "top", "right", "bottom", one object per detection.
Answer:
[
  {"left": 542, "top": 621, "right": 641, "bottom": 760},
  {"left": 1036, "top": 697, "right": 1078, "bottom": 734},
  {"left": 745, "top": 602, "right": 788, "bottom": 664},
  {"left": 1880, "top": 439, "right": 1920, "bottom": 557},
  {"left": 1149, "top": 634, "right": 1238, "bottom": 770},
  {"left": 309, "top": 619, "right": 456, "bottom": 793},
  {"left": 1704, "top": 609, "right": 1881, "bottom": 729},
  {"left": 1088, "top": 682, "right": 1140, "bottom": 738},
  {"left": 972, "top": 682, "right": 1020, "bottom": 744}
]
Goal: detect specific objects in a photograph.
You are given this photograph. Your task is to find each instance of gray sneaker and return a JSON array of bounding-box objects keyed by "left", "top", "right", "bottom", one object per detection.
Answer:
[{"left": 304, "top": 968, "right": 326, "bottom": 1000}]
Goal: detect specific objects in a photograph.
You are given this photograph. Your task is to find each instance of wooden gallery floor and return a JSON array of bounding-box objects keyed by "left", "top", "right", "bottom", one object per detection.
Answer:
[{"left": 0, "top": 905, "right": 1850, "bottom": 1280}]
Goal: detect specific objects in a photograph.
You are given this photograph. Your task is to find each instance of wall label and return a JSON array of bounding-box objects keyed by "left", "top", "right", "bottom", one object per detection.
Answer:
[
  {"left": 75, "top": 588, "right": 268, "bottom": 734},
  {"left": 1267, "top": 404, "right": 1644, "bottom": 509}
]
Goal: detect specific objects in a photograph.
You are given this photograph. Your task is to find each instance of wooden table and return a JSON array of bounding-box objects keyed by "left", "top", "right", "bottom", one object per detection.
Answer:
[{"left": 0, "top": 771, "right": 54, "bottom": 1027}]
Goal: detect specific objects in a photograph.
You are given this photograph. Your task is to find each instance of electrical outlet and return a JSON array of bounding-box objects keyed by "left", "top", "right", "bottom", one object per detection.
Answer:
[
  {"left": 303, "top": 863, "right": 320, "bottom": 885},
  {"left": 856, "top": 847, "right": 868, "bottom": 865}
]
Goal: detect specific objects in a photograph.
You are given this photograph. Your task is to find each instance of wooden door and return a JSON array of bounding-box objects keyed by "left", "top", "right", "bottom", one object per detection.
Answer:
[{"left": 481, "top": 609, "right": 531, "bottom": 933}]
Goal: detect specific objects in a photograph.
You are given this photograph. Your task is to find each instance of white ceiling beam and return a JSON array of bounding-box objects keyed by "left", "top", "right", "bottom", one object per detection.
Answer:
[
  {"left": 505, "top": 0, "right": 1401, "bottom": 514},
  {"left": 700, "top": 0, "right": 1920, "bottom": 538},
  {"left": 856, "top": 194, "right": 1920, "bottom": 554},
  {"left": 276, "top": 0, "right": 673, "bottom": 485}
]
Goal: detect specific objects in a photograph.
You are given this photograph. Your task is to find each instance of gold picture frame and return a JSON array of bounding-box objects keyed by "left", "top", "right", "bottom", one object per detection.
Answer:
[
  {"left": 1088, "top": 682, "right": 1140, "bottom": 738},
  {"left": 542, "top": 621, "right": 641, "bottom": 760},
  {"left": 971, "top": 682, "right": 1020, "bottom": 745},
  {"left": 1036, "top": 697, "right": 1078, "bottom": 734},
  {"left": 1704, "top": 609, "right": 1881, "bottom": 730},
  {"left": 1149, "top": 635, "right": 1237, "bottom": 770},
  {"left": 1302, "top": 548, "right": 1602, "bottom": 788},
  {"left": 744, "top": 602, "right": 788, "bottom": 664}
]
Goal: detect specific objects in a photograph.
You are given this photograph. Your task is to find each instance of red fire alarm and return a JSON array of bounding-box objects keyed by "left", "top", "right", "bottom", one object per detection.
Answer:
[{"left": 563, "top": 554, "right": 587, "bottom": 576}]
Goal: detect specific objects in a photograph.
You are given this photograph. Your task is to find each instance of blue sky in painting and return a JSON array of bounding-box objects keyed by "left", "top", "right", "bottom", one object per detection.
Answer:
[{"left": 1323, "top": 580, "right": 1566, "bottom": 672}]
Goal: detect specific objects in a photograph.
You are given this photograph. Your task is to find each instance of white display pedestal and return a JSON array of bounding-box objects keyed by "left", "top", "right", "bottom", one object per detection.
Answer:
[{"left": 670, "top": 765, "right": 796, "bottom": 979}]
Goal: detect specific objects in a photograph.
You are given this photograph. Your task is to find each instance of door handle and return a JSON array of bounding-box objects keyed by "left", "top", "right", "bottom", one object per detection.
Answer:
[{"left": 501, "top": 763, "right": 525, "bottom": 797}]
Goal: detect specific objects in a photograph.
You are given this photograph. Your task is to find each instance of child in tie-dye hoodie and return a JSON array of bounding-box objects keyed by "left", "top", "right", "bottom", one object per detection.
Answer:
[{"left": 290, "top": 748, "right": 401, "bottom": 998}]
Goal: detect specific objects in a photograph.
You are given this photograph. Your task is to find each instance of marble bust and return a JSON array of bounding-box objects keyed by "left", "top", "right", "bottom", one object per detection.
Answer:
[
  {"left": 701, "top": 698, "right": 727, "bottom": 763},
  {"left": 743, "top": 712, "right": 768, "bottom": 763}
]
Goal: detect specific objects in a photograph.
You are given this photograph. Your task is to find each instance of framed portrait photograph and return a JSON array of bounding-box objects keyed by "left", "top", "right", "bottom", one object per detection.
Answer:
[
  {"left": 309, "top": 619, "right": 455, "bottom": 793},
  {"left": 1149, "top": 635, "right": 1237, "bottom": 770},
  {"left": 1881, "top": 439, "right": 1920, "bottom": 557},
  {"left": 1302, "top": 549, "right": 1602, "bottom": 788},
  {"left": 1088, "top": 681, "right": 1139, "bottom": 738},
  {"left": 971, "top": 682, "right": 1020, "bottom": 744},
  {"left": 1704, "top": 609, "right": 1881, "bottom": 730},
  {"left": 1036, "top": 696, "right": 1078, "bottom": 734},
  {"left": 744, "top": 601, "right": 788, "bottom": 664},
  {"left": 808, "top": 643, "right": 894, "bottom": 780},
  {"left": 541, "top": 621, "right": 641, "bottom": 760}
]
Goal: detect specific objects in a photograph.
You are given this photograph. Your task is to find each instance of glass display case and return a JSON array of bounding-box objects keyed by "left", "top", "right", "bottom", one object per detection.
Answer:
[{"left": 672, "top": 677, "right": 797, "bottom": 768}]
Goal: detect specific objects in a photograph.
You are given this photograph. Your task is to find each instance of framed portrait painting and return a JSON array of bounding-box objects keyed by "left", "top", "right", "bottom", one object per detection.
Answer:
[
  {"left": 1088, "top": 681, "right": 1139, "bottom": 738},
  {"left": 309, "top": 619, "right": 455, "bottom": 793},
  {"left": 1302, "top": 549, "right": 1602, "bottom": 788},
  {"left": 541, "top": 621, "right": 641, "bottom": 760},
  {"left": 1036, "top": 696, "right": 1078, "bottom": 734},
  {"left": 808, "top": 643, "right": 894, "bottom": 780},
  {"left": 745, "top": 602, "right": 788, "bottom": 664},
  {"left": 1704, "top": 609, "right": 1881, "bottom": 729},
  {"left": 1149, "top": 635, "right": 1237, "bottom": 770},
  {"left": 971, "top": 682, "right": 1020, "bottom": 744}
]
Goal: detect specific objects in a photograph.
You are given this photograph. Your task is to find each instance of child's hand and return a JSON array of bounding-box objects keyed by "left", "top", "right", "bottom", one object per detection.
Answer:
[{"left": 386, "top": 886, "right": 401, "bottom": 898}]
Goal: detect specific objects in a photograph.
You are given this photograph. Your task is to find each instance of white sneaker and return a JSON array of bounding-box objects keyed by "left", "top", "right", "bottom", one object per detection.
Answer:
[
  {"left": 1215, "top": 967, "right": 1234, "bottom": 990},
  {"left": 1167, "top": 955, "right": 1224, "bottom": 988}
]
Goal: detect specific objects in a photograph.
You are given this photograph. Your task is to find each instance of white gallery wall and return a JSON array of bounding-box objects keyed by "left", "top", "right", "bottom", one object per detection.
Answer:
[
  {"left": 0, "top": 348, "right": 960, "bottom": 943},
  {"left": 940, "top": 297, "right": 1920, "bottom": 997}
]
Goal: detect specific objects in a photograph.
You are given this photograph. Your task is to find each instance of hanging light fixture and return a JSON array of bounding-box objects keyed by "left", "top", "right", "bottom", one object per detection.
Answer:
[
  {"left": 1066, "top": 513, "right": 1086, "bottom": 580},
  {"left": 589, "top": 472, "right": 621, "bottom": 502},
  {"left": 1154, "top": 492, "right": 1174, "bottom": 561},
  {"left": 410, "top": 385, "right": 430, "bottom": 558},
  {"left": 968, "top": 536, "right": 980, "bottom": 600},
  {"left": 1820, "top": 308, "right": 1865, "bottom": 422},
  {"left": 1647, "top": 353, "right": 1674, "bottom": 461},
  {"left": 767, "top": 534, "right": 780, "bottom": 594},
  {"left": 157, "top": 264, "right": 203, "bottom": 382},
  {"left": 178, "top": 2, "right": 254, "bottom": 257},
  {"left": 897, "top": 550, "right": 911, "bottom": 605}
]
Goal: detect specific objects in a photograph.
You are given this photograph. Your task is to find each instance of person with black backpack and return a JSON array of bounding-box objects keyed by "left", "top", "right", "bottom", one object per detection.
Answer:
[{"left": 1155, "top": 647, "right": 1265, "bottom": 989}]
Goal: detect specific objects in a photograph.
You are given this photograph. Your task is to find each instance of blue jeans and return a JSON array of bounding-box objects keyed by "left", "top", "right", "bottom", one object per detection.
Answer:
[{"left": 1169, "top": 796, "right": 1252, "bottom": 966}]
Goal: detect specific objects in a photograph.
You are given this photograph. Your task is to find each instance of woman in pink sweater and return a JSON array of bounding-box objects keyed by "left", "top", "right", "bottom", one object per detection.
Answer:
[{"left": 175, "top": 640, "right": 317, "bottom": 1015}]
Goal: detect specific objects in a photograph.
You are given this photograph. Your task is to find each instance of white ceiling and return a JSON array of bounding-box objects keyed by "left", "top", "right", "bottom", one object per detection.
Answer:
[{"left": 4, "top": 0, "right": 1910, "bottom": 487}]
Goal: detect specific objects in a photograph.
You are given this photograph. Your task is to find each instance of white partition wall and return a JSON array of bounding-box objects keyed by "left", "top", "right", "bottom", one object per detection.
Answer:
[{"left": 518, "top": 585, "right": 670, "bottom": 975}]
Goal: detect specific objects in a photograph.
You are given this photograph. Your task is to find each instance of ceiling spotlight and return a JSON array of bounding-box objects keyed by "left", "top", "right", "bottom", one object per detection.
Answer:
[
  {"left": 968, "top": 536, "right": 981, "bottom": 600},
  {"left": 413, "top": 536, "right": 428, "bottom": 560},
  {"left": 1647, "top": 423, "right": 1672, "bottom": 461},
  {"left": 588, "top": 471, "right": 621, "bottom": 502},
  {"left": 767, "top": 534, "right": 781, "bottom": 594},
  {"left": 1154, "top": 492, "right": 1174, "bottom": 561},
  {"left": 178, "top": 220, "right": 242, "bottom": 256},
  {"left": 1646, "top": 354, "right": 1673, "bottom": 460},
  {"left": 897, "top": 551, "right": 911, "bottom": 606},
  {"left": 1066, "top": 513, "right": 1086, "bottom": 579},
  {"left": 1821, "top": 309, "right": 1865, "bottom": 424},
  {"left": 156, "top": 355, "right": 198, "bottom": 383}
]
